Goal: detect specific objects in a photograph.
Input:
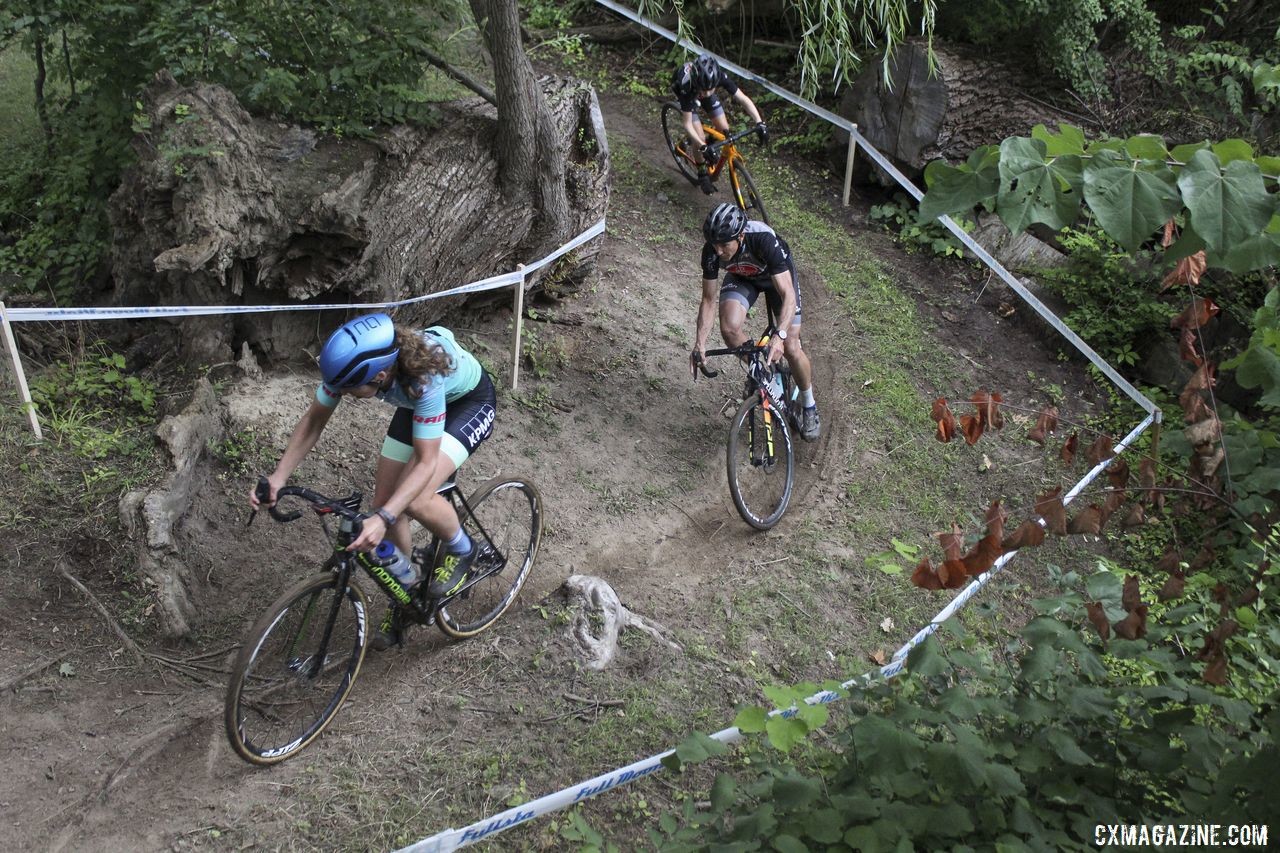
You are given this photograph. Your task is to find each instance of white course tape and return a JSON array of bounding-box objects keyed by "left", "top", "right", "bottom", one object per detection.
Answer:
[{"left": 5, "top": 219, "right": 605, "bottom": 323}]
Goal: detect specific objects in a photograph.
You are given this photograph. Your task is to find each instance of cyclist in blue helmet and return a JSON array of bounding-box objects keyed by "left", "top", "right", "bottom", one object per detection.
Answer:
[
  {"left": 670, "top": 53, "right": 767, "bottom": 195},
  {"left": 249, "top": 312, "right": 498, "bottom": 647}
]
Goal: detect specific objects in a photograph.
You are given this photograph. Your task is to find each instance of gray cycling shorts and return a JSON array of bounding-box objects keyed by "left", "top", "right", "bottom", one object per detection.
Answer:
[{"left": 719, "top": 272, "right": 803, "bottom": 327}]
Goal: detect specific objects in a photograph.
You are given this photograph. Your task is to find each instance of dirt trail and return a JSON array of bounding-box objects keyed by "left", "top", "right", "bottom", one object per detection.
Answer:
[{"left": 0, "top": 75, "right": 1106, "bottom": 851}]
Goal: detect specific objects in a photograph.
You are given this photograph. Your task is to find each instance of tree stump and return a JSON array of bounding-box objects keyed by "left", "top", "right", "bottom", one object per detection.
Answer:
[
  {"left": 108, "top": 70, "right": 610, "bottom": 364},
  {"left": 837, "top": 41, "right": 1091, "bottom": 183},
  {"left": 562, "top": 575, "right": 682, "bottom": 671}
]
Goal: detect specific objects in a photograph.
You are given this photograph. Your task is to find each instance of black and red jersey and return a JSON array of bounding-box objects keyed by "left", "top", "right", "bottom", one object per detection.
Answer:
[{"left": 701, "top": 221, "right": 792, "bottom": 283}]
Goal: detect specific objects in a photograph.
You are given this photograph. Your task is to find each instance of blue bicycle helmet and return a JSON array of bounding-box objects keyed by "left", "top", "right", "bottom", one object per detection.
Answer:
[{"left": 318, "top": 313, "right": 399, "bottom": 389}]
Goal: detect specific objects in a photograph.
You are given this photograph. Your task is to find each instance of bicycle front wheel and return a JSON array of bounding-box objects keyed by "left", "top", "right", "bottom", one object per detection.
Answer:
[
  {"left": 438, "top": 477, "right": 543, "bottom": 639},
  {"left": 732, "top": 160, "right": 770, "bottom": 224},
  {"left": 224, "top": 573, "right": 369, "bottom": 765},
  {"left": 661, "top": 102, "right": 701, "bottom": 184},
  {"left": 727, "top": 394, "right": 794, "bottom": 529}
]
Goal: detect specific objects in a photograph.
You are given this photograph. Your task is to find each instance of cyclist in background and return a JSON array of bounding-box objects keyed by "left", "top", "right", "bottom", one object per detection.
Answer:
[
  {"left": 690, "top": 203, "right": 821, "bottom": 441},
  {"left": 249, "top": 313, "right": 497, "bottom": 647},
  {"left": 671, "top": 53, "right": 767, "bottom": 195}
]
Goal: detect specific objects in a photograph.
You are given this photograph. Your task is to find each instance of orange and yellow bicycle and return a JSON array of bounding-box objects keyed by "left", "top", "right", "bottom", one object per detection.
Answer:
[{"left": 661, "top": 102, "right": 769, "bottom": 224}]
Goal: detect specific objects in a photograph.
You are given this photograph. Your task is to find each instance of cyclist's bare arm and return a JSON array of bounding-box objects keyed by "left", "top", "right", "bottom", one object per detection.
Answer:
[
  {"left": 691, "top": 277, "right": 721, "bottom": 374},
  {"left": 732, "top": 89, "right": 764, "bottom": 125},
  {"left": 252, "top": 400, "right": 335, "bottom": 508},
  {"left": 349, "top": 434, "right": 445, "bottom": 551},
  {"left": 682, "top": 110, "right": 709, "bottom": 149},
  {"left": 768, "top": 270, "right": 799, "bottom": 362}
]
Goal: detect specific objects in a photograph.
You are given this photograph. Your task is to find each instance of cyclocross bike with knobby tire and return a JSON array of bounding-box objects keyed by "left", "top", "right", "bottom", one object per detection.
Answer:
[
  {"left": 695, "top": 324, "right": 800, "bottom": 529},
  {"left": 224, "top": 474, "right": 542, "bottom": 765},
  {"left": 661, "top": 103, "right": 769, "bottom": 224}
]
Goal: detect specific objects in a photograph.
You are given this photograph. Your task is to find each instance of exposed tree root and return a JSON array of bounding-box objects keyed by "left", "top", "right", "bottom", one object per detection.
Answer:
[{"left": 563, "top": 574, "right": 682, "bottom": 670}]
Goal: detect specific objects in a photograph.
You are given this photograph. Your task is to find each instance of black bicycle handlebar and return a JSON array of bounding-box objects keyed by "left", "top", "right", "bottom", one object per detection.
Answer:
[
  {"left": 254, "top": 476, "right": 365, "bottom": 528},
  {"left": 702, "top": 124, "right": 762, "bottom": 157}
]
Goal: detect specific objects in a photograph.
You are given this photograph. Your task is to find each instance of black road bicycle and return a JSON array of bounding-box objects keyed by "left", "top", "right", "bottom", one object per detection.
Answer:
[
  {"left": 660, "top": 103, "right": 769, "bottom": 224},
  {"left": 695, "top": 324, "right": 800, "bottom": 529},
  {"left": 224, "top": 474, "right": 542, "bottom": 765}
]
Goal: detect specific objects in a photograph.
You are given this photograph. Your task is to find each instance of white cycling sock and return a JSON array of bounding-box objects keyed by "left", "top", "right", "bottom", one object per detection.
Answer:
[
  {"left": 803, "top": 387, "right": 816, "bottom": 408},
  {"left": 446, "top": 527, "right": 472, "bottom": 555}
]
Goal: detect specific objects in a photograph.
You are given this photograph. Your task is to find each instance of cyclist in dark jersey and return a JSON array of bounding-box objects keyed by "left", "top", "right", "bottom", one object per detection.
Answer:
[
  {"left": 671, "top": 54, "right": 767, "bottom": 195},
  {"left": 690, "top": 203, "right": 821, "bottom": 441},
  {"left": 248, "top": 313, "right": 497, "bottom": 647}
]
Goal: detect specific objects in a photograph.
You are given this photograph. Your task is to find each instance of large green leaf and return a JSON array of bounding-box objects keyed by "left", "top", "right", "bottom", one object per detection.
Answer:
[
  {"left": 1208, "top": 228, "right": 1280, "bottom": 274},
  {"left": 734, "top": 705, "right": 768, "bottom": 733},
  {"left": 1176, "top": 149, "right": 1275, "bottom": 252},
  {"left": 1032, "top": 123, "right": 1087, "bottom": 156},
  {"left": 906, "top": 635, "right": 948, "bottom": 676},
  {"left": 1212, "top": 138, "right": 1254, "bottom": 164},
  {"left": 764, "top": 716, "right": 809, "bottom": 752},
  {"left": 1124, "top": 134, "right": 1168, "bottom": 160},
  {"left": 772, "top": 771, "right": 822, "bottom": 809},
  {"left": 1230, "top": 336, "right": 1280, "bottom": 408},
  {"left": 710, "top": 773, "right": 736, "bottom": 813},
  {"left": 1171, "top": 141, "right": 1209, "bottom": 163},
  {"left": 804, "top": 809, "right": 846, "bottom": 844},
  {"left": 996, "top": 137, "right": 1081, "bottom": 232},
  {"left": 1082, "top": 150, "right": 1181, "bottom": 253},
  {"left": 920, "top": 152, "right": 1000, "bottom": 222}
]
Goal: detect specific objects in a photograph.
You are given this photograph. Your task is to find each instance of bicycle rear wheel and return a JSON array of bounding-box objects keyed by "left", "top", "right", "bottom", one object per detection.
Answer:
[
  {"left": 661, "top": 102, "right": 700, "bottom": 184},
  {"left": 732, "top": 160, "right": 769, "bottom": 224},
  {"left": 224, "top": 573, "right": 368, "bottom": 765},
  {"left": 727, "top": 394, "right": 794, "bottom": 529},
  {"left": 438, "top": 477, "right": 543, "bottom": 639}
]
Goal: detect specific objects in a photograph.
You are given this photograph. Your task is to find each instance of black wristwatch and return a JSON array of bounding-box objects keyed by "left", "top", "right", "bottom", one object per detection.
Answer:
[{"left": 374, "top": 507, "right": 398, "bottom": 527}]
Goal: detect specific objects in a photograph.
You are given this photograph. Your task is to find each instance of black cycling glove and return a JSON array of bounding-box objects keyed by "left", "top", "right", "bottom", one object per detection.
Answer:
[{"left": 755, "top": 122, "right": 769, "bottom": 144}]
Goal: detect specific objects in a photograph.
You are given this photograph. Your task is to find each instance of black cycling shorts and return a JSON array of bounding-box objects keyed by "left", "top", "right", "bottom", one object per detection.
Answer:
[{"left": 384, "top": 370, "right": 496, "bottom": 467}]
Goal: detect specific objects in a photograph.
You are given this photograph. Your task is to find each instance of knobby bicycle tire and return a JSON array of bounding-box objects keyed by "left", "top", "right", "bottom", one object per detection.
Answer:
[
  {"left": 437, "top": 477, "right": 543, "bottom": 639},
  {"left": 224, "top": 573, "right": 369, "bottom": 765},
  {"left": 726, "top": 394, "right": 795, "bottom": 529},
  {"left": 661, "top": 102, "right": 701, "bottom": 184},
  {"left": 731, "top": 159, "right": 770, "bottom": 224}
]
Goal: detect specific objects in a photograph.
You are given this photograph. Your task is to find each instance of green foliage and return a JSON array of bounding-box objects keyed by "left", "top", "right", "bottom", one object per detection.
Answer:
[
  {"left": 207, "top": 427, "right": 271, "bottom": 480},
  {"left": 0, "top": 0, "right": 456, "bottom": 300},
  {"left": 921, "top": 125, "right": 1280, "bottom": 273},
  {"left": 1223, "top": 285, "right": 1280, "bottom": 410},
  {"left": 651, "top": 576, "right": 1277, "bottom": 851},
  {"left": 641, "top": 0, "right": 939, "bottom": 98},
  {"left": 520, "top": 323, "right": 569, "bottom": 380},
  {"left": 864, "top": 538, "right": 920, "bottom": 575},
  {"left": 936, "top": 0, "right": 1163, "bottom": 96},
  {"left": 28, "top": 346, "right": 158, "bottom": 461},
  {"left": 524, "top": 0, "right": 578, "bottom": 30},
  {"left": 869, "top": 194, "right": 970, "bottom": 258},
  {"left": 1034, "top": 226, "right": 1169, "bottom": 366}
]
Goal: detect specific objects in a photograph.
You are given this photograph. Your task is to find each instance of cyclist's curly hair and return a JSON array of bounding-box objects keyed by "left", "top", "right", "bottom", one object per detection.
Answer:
[{"left": 392, "top": 325, "right": 453, "bottom": 398}]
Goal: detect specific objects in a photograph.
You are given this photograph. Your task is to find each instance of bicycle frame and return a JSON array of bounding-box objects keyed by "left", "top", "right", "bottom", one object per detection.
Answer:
[
  {"left": 258, "top": 479, "right": 507, "bottom": 637},
  {"left": 699, "top": 124, "right": 755, "bottom": 208}
]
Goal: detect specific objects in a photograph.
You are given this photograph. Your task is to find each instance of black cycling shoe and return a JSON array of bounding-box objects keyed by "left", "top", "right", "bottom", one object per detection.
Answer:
[{"left": 427, "top": 543, "right": 476, "bottom": 598}]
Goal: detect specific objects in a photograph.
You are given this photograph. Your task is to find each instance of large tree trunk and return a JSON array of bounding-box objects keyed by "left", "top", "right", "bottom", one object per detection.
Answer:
[
  {"left": 470, "top": 0, "right": 571, "bottom": 245},
  {"left": 838, "top": 40, "right": 1092, "bottom": 182},
  {"left": 108, "top": 69, "right": 608, "bottom": 365}
]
